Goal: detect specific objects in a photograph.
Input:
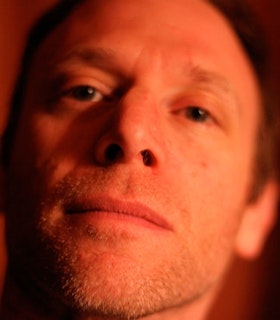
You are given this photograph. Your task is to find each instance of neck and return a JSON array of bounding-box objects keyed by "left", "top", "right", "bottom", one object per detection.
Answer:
[{"left": 0, "top": 268, "right": 217, "bottom": 320}]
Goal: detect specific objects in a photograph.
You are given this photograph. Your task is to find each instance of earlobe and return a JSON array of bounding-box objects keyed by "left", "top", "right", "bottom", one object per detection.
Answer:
[{"left": 235, "top": 181, "right": 279, "bottom": 260}]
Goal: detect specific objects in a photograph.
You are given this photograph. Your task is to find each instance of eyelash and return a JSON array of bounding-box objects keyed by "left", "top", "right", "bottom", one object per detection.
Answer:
[
  {"left": 184, "top": 106, "right": 211, "bottom": 123},
  {"left": 64, "top": 85, "right": 105, "bottom": 102},
  {"left": 61, "top": 85, "right": 213, "bottom": 124}
]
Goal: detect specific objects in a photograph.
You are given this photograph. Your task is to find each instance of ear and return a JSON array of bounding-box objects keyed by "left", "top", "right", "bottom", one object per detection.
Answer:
[{"left": 235, "top": 181, "right": 279, "bottom": 260}]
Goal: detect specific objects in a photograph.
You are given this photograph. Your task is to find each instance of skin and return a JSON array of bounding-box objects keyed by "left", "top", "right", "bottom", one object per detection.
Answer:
[{"left": 1, "top": 0, "right": 278, "bottom": 319}]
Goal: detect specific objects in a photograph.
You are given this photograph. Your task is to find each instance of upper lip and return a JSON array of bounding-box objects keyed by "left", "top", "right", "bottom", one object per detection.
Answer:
[{"left": 65, "top": 196, "right": 173, "bottom": 231}]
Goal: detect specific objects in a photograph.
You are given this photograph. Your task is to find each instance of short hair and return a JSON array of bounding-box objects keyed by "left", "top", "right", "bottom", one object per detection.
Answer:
[
  {"left": 1, "top": 0, "right": 84, "bottom": 167},
  {"left": 1, "top": 0, "right": 278, "bottom": 200},
  {"left": 210, "top": 0, "right": 279, "bottom": 200}
]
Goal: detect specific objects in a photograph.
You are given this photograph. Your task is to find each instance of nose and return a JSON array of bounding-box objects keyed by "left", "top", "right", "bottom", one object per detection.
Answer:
[{"left": 92, "top": 88, "right": 163, "bottom": 167}]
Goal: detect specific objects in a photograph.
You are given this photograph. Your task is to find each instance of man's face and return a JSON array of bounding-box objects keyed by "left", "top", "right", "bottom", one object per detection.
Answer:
[{"left": 5, "top": 0, "right": 264, "bottom": 318}]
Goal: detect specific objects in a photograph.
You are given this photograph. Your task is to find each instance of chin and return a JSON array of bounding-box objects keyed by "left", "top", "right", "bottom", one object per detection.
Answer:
[{"left": 29, "top": 227, "right": 213, "bottom": 320}]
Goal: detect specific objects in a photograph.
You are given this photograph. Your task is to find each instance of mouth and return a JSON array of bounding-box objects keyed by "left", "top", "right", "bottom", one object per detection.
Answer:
[{"left": 65, "top": 196, "right": 173, "bottom": 231}]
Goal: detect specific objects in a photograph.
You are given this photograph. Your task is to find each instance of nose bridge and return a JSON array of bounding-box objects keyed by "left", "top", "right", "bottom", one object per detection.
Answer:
[
  {"left": 93, "top": 85, "right": 165, "bottom": 166},
  {"left": 112, "top": 85, "right": 161, "bottom": 153},
  {"left": 118, "top": 85, "right": 158, "bottom": 131}
]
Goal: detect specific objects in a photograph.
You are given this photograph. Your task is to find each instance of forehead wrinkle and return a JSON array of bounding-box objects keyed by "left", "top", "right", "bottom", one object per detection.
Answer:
[
  {"left": 51, "top": 47, "right": 119, "bottom": 70},
  {"left": 41, "top": 42, "right": 240, "bottom": 114}
]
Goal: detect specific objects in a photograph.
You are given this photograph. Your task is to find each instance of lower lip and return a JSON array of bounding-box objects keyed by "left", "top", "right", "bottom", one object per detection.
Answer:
[{"left": 66, "top": 210, "right": 168, "bottom": 232}]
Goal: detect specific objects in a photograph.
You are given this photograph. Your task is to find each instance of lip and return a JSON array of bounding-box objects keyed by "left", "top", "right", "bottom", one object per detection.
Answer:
[{"left": 65, "top": 196, "right": 173, "bottom": 231}]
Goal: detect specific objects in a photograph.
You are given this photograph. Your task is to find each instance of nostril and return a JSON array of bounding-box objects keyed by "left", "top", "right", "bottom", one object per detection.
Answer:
[
  {"left": 105, "top": 144, "right": 124, "bottom": 162},
  {"left": 141, "top": 149, "right": 153, "bottom": 166}
]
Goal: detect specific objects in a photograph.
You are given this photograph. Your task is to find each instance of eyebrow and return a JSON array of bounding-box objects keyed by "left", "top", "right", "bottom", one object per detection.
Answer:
[
  {"left": 189, "top": 66, "right": 237, "bottom": 98},
  {"left": 187, "top": 65, "right": 240, "bottom": 109},
  {"left": 52, "top": 47, "right": 239, "bottom": 108},
  {"left": 53, "top": 47, "right": 121, "bottom": 75}
]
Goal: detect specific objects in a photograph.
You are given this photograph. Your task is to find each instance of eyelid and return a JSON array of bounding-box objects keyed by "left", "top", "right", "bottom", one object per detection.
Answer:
[
  {"left": 169, "top": 91, "right": 225, "bottom": 126},
  {"left": 47, "top": 69, "right": 116, "bottom": 96},
  {"left": 172, "top": 105, "right": 215, "bottom": 126},
  {"left": 61, "top": 77, "right": 112, "bottom": 96},
  {"left": 184, "top": 106, "right": 212, "bottom": 122},
  {"left": 43, "top": 75, "right": 113, "bottom": 109},
  {"left": 63, "top": 85, "right": 104, "bottom": 102}
]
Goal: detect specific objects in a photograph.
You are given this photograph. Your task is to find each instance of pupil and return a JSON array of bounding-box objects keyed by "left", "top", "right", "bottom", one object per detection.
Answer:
[
  {"left": 73, "top": 86, "right": 95, "bottom": 100},
  {"left": 190, "top": 107, "right": 207, "bottom": 121}
]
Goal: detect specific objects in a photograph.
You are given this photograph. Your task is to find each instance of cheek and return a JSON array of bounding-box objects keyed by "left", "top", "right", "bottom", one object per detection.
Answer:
[
  {"left": 166, "top": 135, "right": 251, "bottom": 237},
  {"left": 171, "top": 154, "right": 248, "bottom": 269},
  {"left": 10, "top": 112, "right": 88, "bottom": 188},
  {"left": 153, "top": 152, "right": 247, "bottom": 285}
]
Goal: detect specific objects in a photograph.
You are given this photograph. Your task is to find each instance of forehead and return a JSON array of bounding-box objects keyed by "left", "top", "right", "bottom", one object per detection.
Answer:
[
  {"left": 68, "top": 0, "right": 228, "bottom": 35},
  {"left": 36, "top": 0, "right": 258, "bottom": 75},
  {"left": 32, "top": 0, "right": 260, "bottom": 115},
  {"left": 46, "top": 0, "right": 243, "bottom": 56}
]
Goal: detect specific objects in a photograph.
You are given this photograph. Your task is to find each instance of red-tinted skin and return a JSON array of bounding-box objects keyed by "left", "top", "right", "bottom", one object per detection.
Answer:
[{"left": 2, "top": 0, "right": 277, "bottom": 319}]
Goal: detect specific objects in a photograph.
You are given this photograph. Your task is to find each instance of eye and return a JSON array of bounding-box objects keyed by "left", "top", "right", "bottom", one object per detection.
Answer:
[
  {"left": 66, "top": 85, "right": 104, "bottom": 102},
  {"left": 184, "top": 106, "right": 210, "bottom": 122}
]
